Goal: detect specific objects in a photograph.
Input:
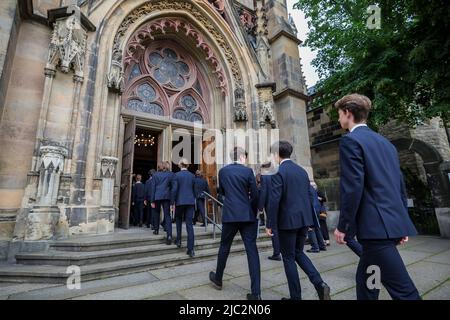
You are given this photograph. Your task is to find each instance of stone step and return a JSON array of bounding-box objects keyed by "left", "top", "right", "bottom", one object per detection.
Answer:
[
  {"left": 0, "top": 240, "right": 274, "bottom": 284},
  {"left": 49, "top": 227, "right": 229, "bottom": 252},
  {"left": 16, "top": 235, "right": 271, "bottom": 266}
]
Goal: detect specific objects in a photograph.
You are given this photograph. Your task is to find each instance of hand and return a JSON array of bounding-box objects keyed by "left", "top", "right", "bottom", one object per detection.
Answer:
[
  {"left": 398, "top": 236, "right": 409, "bottom": 245},
  {"left": 170, "top": 205, "right": 175, "bottom": 212},
  {"left": 334, "top": 229, "right": 347, "bottom": 245},
  {"left": 132, "top": 202, "right": 134, "bottom": 206},
  {"left": 144, "top": 200, "right": 147, "bottom": 206},
  {"left": 266, "top": 228, "right": 273, "bottom": 237},
  {"left": 151, "top": 202, "right": 156, "bottom": 209}
]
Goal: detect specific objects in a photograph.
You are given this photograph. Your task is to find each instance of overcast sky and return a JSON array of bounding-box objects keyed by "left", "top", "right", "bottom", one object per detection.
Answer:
[{"left": 286, "top": 0, "right": 319, "bottom": 88}]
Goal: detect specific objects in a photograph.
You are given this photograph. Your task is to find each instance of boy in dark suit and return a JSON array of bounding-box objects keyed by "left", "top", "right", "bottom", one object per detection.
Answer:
[
  {"left": 258, "top": 162, "right": 281, "bottom": 261},
  {"left": 132, "top": 174, "right": 146, "bottom": 227},
  {"left": 171, "top": 158, "right": 197, "bottom": 257},
  {"left": 267, "top": 141, "right": 330, "bottom": 300},
  {"left": 194, "top": 170, "right": 210, "bottom": 226},
  {"left": 209, "top": 147, "right": 261, "bottom": 300},
  {"left": 150, "top": 162, "right": 173, "bottom": 243},
  {"left": 334, "top": 93, "right": 420, "bottom": 300}
]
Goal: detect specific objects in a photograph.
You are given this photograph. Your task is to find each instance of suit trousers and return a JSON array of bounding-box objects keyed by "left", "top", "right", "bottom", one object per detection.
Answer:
[
  {"left": 278, "top": 227, "right": 323, "bottom": 300},
  {"left": 175, "top": 205, "right": 195, "bottom": 251},
  {"left": 356, "top": 239, "right": 421, "bottom": 300},
  {"left": 133, "top": 201, "right": 144, "bottom": 224},
  {"left": 215, "top": 221, "right": 261, "bottom": 296},
  {"left": 155, "top": 200, "right": 171, "bottom": 238}
]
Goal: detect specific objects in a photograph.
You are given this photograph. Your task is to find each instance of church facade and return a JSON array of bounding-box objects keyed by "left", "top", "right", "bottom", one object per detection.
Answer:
[{"left": 0, "top": 0, "right": 312, "bottom": 258}]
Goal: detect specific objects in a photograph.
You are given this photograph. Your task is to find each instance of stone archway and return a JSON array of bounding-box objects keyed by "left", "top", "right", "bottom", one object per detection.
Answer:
[{"left": 391, "top": 138, "right": 450, "bottom": 237}]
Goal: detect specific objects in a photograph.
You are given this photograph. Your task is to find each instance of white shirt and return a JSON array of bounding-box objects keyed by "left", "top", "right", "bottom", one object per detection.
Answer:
[
  {"left": 350, "top": 123, "right": 368, "bottom": 132},
  {"left": 280, "top": 159, "right": 291, "bottom": 165}
]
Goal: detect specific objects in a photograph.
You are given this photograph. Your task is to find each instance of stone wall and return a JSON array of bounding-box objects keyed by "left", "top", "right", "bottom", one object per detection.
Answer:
[{"left": 0, "top": 21, "right": 50, "bottom": 241}]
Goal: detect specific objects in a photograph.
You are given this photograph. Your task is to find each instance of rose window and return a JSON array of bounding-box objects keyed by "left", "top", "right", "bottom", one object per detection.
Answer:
[{"left": 148, "top": 48, "right": 191, "bottom": 89}]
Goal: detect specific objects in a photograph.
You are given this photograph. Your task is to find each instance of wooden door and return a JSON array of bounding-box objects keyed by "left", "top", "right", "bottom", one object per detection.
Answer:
[
  {"left": 119, "top": 117, "right": 136, "bottom": 229},
  {"left": 202, "top": 138, "right": 218, "bottom": 217}
]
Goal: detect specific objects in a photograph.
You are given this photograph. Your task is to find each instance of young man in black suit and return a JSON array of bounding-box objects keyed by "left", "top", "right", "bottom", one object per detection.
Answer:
[
  {"left": 209, "top": 147, "right": 261, "bottom": 300},
  {"left": 267, "top": 141, "right": 330, "bottom": 300},
  {"left": 334, "top": 93, "right": 420, "bottom": 300}
]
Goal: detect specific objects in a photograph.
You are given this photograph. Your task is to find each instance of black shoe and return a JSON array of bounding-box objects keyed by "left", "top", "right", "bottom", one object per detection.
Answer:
[
  {"left": 268, "top": 254, "right": 282, "bottom": 261},
  {"left": 281, "top": 297, "right": 291, "bottom": 300},
  {"left": 307, "top": 248, "right": 320, "bottom": 253},
  {"left": 176, "top": 240, "right": 182, "bottom": 248},
  {"left": 166, "top": 237, "right": 172, "bottom": 245},
  {"left": 187, "top": 250, "right": 195, "bottom": 258},
  {"left": 201, "top": 223, "right": 206, "bottom": 227},
  {"left": 315, "top": 282, "right": 331, "bottom": 300},
  {"left": 146, "top": 224, "right": 151, "bottom": 228},
  {"left": 247, "top": 293, "right": 262, "bottom": 300},
  {"left": 320, "top": 247, "right": 327, "bottom": 251},
  {"left": 209, "top": 271, "right": 222, "bottom": 290},
  {"left": 153, "top": 230, "right": 159, "bottom": 235},
  {"left": 305, "top": 239, "right": 311, "bottom": 245},
  {"left": 139, "top": 223, "right": 143, "bottom": 227}
]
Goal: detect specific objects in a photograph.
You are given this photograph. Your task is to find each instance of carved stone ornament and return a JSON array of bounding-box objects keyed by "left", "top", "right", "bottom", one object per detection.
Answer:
[
  {"left": 101, "top": 156, "right": 119, "bottom": 179},
  {"left": 110, "top": 0, "right": 243, "bottom": 92},
  {"left": 107, "top": 48, "right": 124, "bottom": 93},
  {"left": 257, "top": 85, "right": 276, "bottom": 128},
  {"left": 47, "top": 15, "right": 87, "bottom": 78},
  {"left": 36, "top": 145, "right": 68, "bottom": 206},
  {"left": 234, "top": 87, "right": 248, "bottom": 122}
]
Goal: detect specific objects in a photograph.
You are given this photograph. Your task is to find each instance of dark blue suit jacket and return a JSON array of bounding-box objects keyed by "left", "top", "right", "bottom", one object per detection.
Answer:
[
  {"left": 150, "top": 171, "right": 173, "bottom": 202},
  {"left": 218, "top": 163, "right": 258, "bottom": 223},
  {"left": 258, "top": 174, "right": 272, "bottom": 212},
  {"left": 267, "top": 160, "right": 315, "bottom": 230},
  {"left": 171, "top": 169, "right": 196, "bottom": 206},
  {"left": 132, "top": 181, "right": 145, "bottom": 203},
  {"left": 144, "top": 177, "right": 153, "bottom": 201},
  {"left": 194, "top": 177, "right": 210, "bottom": 199},
  {"left": 338, "top": 126, "right": 417, "bottom": 239}
]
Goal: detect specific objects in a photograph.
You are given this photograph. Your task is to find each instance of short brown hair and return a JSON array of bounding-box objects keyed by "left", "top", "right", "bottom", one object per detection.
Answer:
[
  {"left": 178, "top": 158, "right": 190, "bottom": 168},
  {"left": 157, "top": 162, "right": 165, "bottom": 172},
  {"left": 335, "top": 94, "right": 372, "bottom": 122}
]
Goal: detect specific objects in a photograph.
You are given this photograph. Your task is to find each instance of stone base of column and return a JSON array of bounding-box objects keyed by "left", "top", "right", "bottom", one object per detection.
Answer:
[
  {"left": 24, "top": 206, "right": 60, "bottom": 241},
  {"left": 98, "top": 207, "right": 116, "bottom": 234},
  {"left": 435, "top": 207, "right": 450, "bottom": 238}
]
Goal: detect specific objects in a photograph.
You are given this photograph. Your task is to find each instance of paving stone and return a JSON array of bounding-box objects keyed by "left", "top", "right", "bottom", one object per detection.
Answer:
[
  {"left": 179, "top": 281, "right": 249, "bottom": 300},
  {"left": 403, "top": 238, "right": 450, "bottom": 254},
  {"left": 402, "top": 261, "right": 450, "bottom": 295},
  {"left": 423, "top": 249, "right": 450, "bottom": 265},
  {"left": 423, "top": 280, "right": 450, "bottom": 300},
  {"left": 149, "top": 292, "right": 187, "bottom": 300},
  {"left": 0, "top": 283, "right": 60, "bottom": 299},
  {"left": 8, "top": 272, "right": 158, "bottom": 300},
  {"left": 71, "top": 272, "right": 232, "bottom": 300}
]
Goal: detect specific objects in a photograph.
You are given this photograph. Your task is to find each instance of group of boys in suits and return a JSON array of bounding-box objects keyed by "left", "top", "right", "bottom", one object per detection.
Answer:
[
  {"left": 132, "top": 161, "right": 210, "bottom": 258},
  {"left": 208, "top": 93, "right": 420, "bottom": 301}
]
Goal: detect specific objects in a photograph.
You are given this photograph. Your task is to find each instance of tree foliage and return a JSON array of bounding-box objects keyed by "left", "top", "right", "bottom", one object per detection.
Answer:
[{"left": 294, "top": 0, "right": 450, "bottom": 129}]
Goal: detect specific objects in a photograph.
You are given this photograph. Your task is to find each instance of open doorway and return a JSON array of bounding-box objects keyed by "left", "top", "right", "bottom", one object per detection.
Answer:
[
  {"left": 133, "top": 127, "right": 159, "bottom": 182},
  {"left": 119, "top": 118, "right": 161, "bottom": 229}
]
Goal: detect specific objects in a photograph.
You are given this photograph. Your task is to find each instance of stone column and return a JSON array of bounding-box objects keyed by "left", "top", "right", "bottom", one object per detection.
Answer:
[
  {"left": 25, "top": 144, "right": 68, "bottom": 241},
  {"left": 266, "top": 0, "right": 313, "bottom": 177},
  {"left": 98, "top": 156, "right": 118, "bottom": 234}
]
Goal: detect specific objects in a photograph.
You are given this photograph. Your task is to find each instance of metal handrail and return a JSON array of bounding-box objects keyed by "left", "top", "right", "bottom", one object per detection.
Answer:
[{"left": 202, "top": 191, "right": 222, "bottom": 239}]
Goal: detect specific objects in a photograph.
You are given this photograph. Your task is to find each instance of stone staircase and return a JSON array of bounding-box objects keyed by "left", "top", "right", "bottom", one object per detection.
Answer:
[{"left": 0, "top": 226, "right": 273, "bottom": 284}]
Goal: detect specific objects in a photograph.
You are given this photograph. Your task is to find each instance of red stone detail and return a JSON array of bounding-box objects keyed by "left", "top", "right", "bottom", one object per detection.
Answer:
[
  {"left": 208, "top": 0, "right": 225, "bottom": 15},
  {"left": 124, "top": 18, "right": 228, "bottom": 95}
]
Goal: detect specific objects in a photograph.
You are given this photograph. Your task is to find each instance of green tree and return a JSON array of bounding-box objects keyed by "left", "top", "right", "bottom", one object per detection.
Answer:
[{"left": 294, "top": 0, "right": 450, "bottom": 129}]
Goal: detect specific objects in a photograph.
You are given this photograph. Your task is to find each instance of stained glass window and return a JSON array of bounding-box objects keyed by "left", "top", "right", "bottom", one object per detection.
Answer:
[
  {"left": 148, "top": 49, "right": 191, "bottom": 89},
  {"left": 126, "top": 83, "right": 163, "bottom": 116},
  {"left": 172, "top": 94, "right": 204, "bottom": 123}
]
